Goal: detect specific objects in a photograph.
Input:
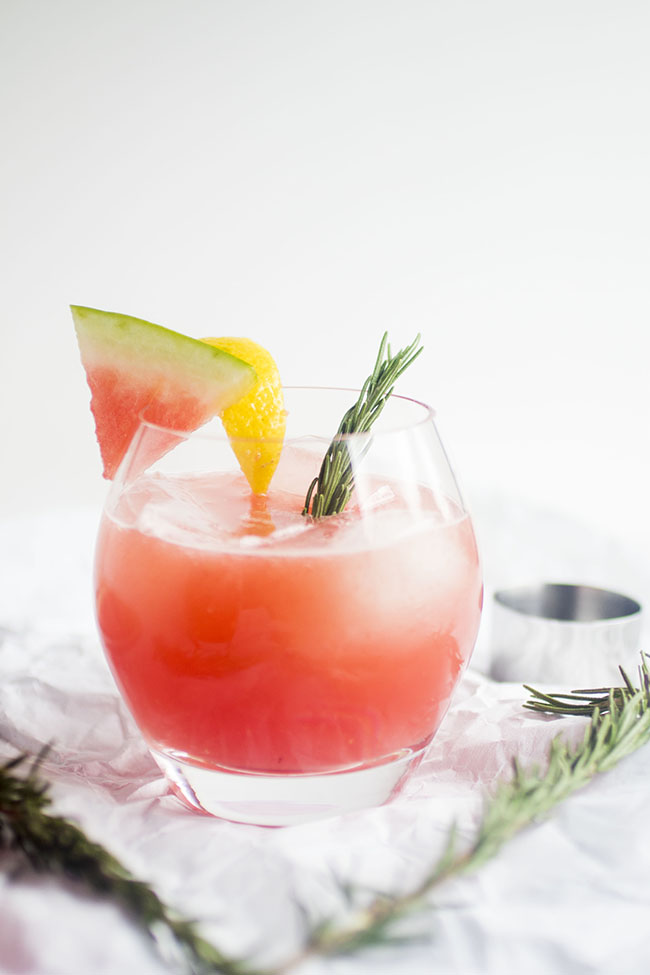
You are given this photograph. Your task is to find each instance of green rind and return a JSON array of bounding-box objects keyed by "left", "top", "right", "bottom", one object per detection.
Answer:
[{"left": 71, "top": 305, "right": 256, "bottom": 391}]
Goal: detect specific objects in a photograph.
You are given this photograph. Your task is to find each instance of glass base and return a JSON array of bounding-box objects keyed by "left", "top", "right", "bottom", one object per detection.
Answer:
[{"left": 150, "top": 746, "right": 427, "bottom": 826}]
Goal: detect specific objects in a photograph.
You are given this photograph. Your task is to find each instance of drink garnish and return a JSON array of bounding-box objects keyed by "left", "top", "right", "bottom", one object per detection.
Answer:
[
  {"left": 302, "top": 333, "right": 422, "bottom": 518},
  {"left": 71, "top": 305, "right": 257, "bottom": 479},
  {"left": 201, "top": 336, "right": 286, "bottom": 494}
]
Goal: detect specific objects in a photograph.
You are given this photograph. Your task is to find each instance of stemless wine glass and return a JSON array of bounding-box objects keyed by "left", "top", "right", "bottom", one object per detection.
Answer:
[{"left": 94, "top": 388, "right": 482, "bottom": 826}]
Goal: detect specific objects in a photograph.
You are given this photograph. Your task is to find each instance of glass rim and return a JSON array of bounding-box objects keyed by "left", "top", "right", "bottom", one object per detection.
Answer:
[{"left": 136, "top": 386, "right": 437, "bottom": 445}]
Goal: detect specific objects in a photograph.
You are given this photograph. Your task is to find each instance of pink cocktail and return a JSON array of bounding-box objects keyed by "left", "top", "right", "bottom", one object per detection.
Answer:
[{"left": 94, "top": 388, "right": 482, "bottom": 825}]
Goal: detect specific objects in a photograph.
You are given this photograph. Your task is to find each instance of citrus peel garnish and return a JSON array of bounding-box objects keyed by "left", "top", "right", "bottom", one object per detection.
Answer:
[{"left": 201, "top": 336, "right": 285, "bottom": 494}]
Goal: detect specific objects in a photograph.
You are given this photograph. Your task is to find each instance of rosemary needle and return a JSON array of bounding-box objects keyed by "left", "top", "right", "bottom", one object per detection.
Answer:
[{"left": 302, "top": 333, "right": 422, "bottom": 518}]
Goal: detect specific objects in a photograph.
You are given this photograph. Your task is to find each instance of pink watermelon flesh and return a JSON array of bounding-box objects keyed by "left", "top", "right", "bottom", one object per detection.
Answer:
[{"left": 71, "top": 305, "right": 257, "bottom": 479}]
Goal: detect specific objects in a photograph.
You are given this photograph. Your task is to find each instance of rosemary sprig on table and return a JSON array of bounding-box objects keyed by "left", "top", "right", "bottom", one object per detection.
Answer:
[
  {"left": 302, "top": 333, "right": 422, "bottom": 518},
  {"left": 0, "top": 747, "right": 250, "bottom": 975},
  {"left": 269, "top": 654, "right": 650, "bottom": 969},
  {"left": 2, "top": 655, "right": 649, "bottom": 973}
]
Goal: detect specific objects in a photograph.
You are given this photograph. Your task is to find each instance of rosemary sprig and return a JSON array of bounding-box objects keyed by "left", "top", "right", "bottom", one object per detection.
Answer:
[
  {"left": 302, "top": 333, "right": 422, "bottom": 518},
  {"left": 267, "top": 653, "right": 650, "bottom": 970},
  {"left": 0, "top": 747, "right": 253, "bottom": 975}
]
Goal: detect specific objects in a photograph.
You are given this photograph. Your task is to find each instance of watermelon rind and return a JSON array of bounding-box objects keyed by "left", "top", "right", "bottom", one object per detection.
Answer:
[{"left": 72, "top": 305, "right": 257, "bottom": 479}]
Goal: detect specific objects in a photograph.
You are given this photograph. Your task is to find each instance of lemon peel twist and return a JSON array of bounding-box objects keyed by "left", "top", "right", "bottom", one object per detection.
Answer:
[{"left": 202, "top": 336, "right": 285, "bottom": 494}]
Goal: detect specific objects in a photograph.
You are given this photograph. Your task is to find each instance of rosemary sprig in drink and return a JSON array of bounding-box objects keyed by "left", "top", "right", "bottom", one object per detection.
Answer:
[{"left": 302, "top": 333, "right": 422, "bottom": 518}]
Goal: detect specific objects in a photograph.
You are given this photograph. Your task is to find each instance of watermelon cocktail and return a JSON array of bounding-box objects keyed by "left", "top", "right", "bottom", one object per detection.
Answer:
[{"left": 74, "top": 308, "right": 482, "bottom": 825}]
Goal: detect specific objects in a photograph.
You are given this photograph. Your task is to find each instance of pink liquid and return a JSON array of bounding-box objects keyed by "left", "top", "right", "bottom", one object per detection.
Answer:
[{"left": 95, "top": 471, "right": 482, "bottom": 774}]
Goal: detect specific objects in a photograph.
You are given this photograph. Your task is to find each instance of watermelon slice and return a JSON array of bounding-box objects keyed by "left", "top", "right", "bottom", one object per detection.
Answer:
[{"left": 72, "top": 305, "right": 257, "bottom": 479}]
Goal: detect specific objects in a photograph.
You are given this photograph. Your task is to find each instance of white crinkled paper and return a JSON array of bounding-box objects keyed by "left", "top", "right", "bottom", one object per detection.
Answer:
[{"left": 0, "top": 500, "right": 649, "bottom": 975}]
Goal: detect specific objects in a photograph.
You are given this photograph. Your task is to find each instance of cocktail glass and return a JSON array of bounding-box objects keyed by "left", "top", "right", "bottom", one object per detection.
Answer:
[{"left": 94, "top": 387, "right": 482, "bottom": 826}]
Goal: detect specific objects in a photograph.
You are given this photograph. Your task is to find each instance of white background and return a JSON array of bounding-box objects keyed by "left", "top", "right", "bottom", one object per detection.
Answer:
[{"left": 1, "top": 0, "right": 649, "bottom": 555}]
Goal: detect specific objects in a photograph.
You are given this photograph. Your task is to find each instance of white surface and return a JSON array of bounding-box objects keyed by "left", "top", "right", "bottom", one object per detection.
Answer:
[
  {"left": 1, "top": 0, "right": 649, "bottom": 552},
  {"left": 0, "top": 503, "right": 649, "bottom": 975}
]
